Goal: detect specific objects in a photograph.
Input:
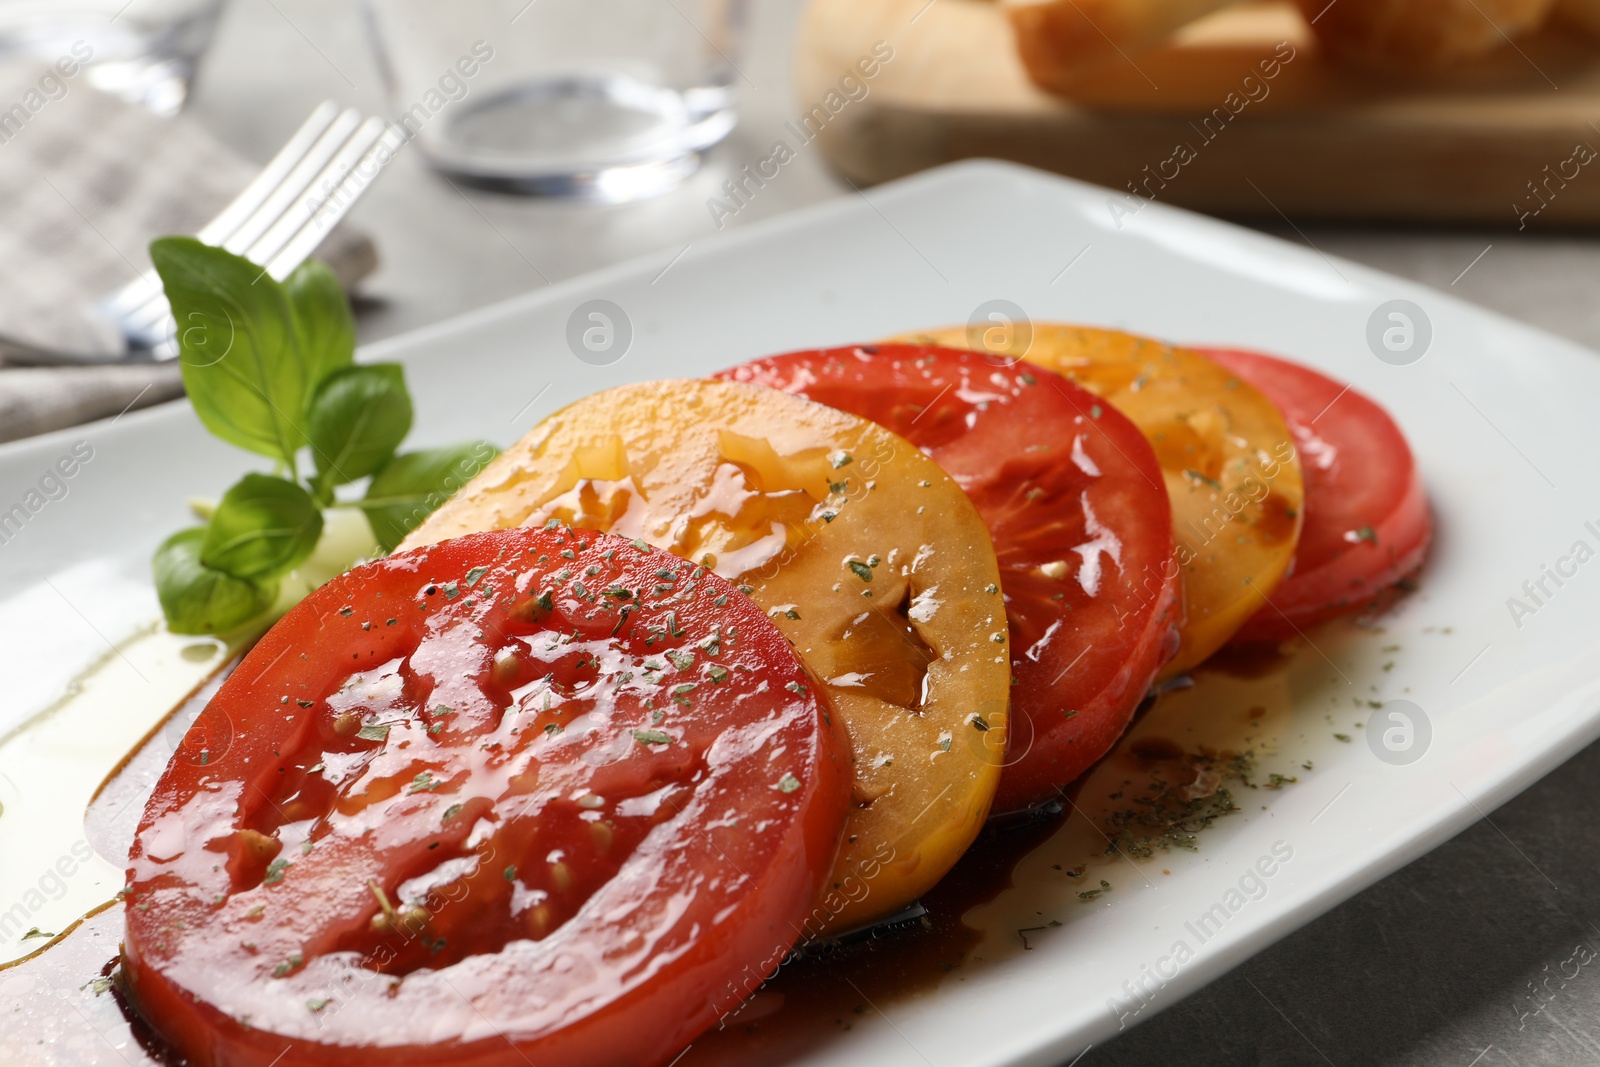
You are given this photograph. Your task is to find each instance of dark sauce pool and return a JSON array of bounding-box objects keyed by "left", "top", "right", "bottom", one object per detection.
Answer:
[
  {"left": 0, "top": 807, "right": 1071, "bottom": 1067},
  {"left": 686, "top": 803, "right": 1070, "bottom": 1067},
  {"left": 1, "top": 642, "right": 1310, "bottom": 1067}
]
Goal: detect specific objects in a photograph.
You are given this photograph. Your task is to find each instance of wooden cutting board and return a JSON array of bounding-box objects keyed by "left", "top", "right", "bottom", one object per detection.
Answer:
[{"left": 793, "top": 0, "right": 1600, "bottom": 226}]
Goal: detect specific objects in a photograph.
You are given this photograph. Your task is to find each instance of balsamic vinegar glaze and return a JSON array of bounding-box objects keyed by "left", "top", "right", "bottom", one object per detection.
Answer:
[{"left": 3, "top": 634, "right": 1325, "bottom": 1066}]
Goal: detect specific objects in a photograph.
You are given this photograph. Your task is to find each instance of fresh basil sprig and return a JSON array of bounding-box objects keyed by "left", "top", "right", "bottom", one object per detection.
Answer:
[
  {"left": 150, "top": 238, "right": 498, "bottom": 635},
  {"left": 154, "top": 529, "right": 279, "bottom": 636},
  {"left": 359, "top": 443, "right": 502, "bottom": 553},
  {"left": 200, "top": 473, "right": 324, "bottom": 581},
  {"left": 284, "top": 257, "right": 358, "bottom": 390},
  {"left": 306, "top": 364, "right": 413, "bottom": 503},
  {"left": 151, "top": 238, "right": 317, "bottom": 469}
]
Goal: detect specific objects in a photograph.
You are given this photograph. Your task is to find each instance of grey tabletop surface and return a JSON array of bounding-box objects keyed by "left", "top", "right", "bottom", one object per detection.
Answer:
[{"left": 178, "top": 2, "right": 1600, "bottom": 1065}]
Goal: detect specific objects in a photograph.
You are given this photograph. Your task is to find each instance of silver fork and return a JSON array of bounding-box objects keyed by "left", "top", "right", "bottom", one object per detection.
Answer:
[{"left": 5, "top": 101, "right": 404, "bottom": 366}]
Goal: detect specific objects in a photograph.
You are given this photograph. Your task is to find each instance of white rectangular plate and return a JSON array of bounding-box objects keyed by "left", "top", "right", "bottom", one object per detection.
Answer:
[{"left": 3, "top": 160, "right": 1599, "bottom": 1066}]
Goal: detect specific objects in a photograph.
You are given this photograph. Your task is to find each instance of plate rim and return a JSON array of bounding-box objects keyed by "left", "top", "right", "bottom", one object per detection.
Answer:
[{"left": 6, "top": 156, "right": 1600, "bottom": 1066}]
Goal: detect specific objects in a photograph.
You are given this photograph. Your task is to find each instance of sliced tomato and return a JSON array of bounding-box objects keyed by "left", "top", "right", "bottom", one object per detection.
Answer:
[
  {"left": 123, "top": 527, "right": 851, "bottom": 1067},
  {"left": 1198, "top": 347, "right": 1432, "bottom": 641},
  {"left": 402, "top": 379, "right": 1012, "bottom": 933},
  {"left": 897, "top": 324, "right": 1305, "bottom": 677},
  {"left": 718, "top": 345, "right": 1177, "bottom": 811}
]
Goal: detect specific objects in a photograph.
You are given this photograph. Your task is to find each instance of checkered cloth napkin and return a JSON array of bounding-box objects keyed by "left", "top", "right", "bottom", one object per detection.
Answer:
[{"left": 0, "top": 72, "right": 377, "bottom": 445}]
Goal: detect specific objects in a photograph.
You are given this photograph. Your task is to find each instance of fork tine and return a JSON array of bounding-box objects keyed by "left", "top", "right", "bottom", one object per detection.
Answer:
[
  {"left": 198, "top": 101, "right": 344, "bottom": 247},
  {"left": 120, "top": 108, "right": 368, "bottom": 342},
  {"left": 261, "top": 123, "right": 406, "bottom": 281},
  {"left": 246, "top": 117, "right": 390, "bottom": 272},
  {"left": 127, "top": 105, "right": 402, "bottom": 359},
  {"left": 122, "top": 118, "right": 391, "bottom": 342},
  {"left": 220, "top": 107, "right": 364, "bottom": 257},
  {"left": 100, "top": 101, "right": 343, "bottom": 320}
]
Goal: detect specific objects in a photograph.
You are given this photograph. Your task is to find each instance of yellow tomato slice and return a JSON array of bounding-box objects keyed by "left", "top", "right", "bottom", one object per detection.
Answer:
[
  {"left": 894, "top": 324, "right": 1303, "bottom": 676},
  {"left": 402, "top": 379, "right": 1011, "bottom": 932}
]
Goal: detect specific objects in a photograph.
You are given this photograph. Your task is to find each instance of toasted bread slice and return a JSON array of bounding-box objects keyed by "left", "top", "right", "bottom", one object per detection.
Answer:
[
  {"left": 1553, "top": 0, "right": 1600, "bottom": 36},
  {"left": 1003, "top": 0, "right": 1240, "bottom": 91},
  {"left": 1294, "top": 0, "right": 1556, "bottom": 65}
]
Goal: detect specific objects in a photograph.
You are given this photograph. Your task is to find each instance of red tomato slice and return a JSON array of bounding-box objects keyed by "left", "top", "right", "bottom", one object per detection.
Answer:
[
  {"left": 719, "top": 345, "right": 1178, "bottom": 811},
  {"left": 123, "top": 527, "right": 850, "bottom": 1067},
  {"left": 1198, "top": 348, "right": 1432, "bottom": 642}
]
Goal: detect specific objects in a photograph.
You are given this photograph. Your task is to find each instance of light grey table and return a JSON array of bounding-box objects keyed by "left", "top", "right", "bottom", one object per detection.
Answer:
[{"left": 191, "top": 3, "right": 1600, "bottom": 1064}]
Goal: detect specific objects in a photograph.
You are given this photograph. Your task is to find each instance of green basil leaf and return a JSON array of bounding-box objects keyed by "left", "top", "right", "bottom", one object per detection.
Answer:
[
  {"left": 153, "top": 528, "right": 277, "bottom": 635},
  {"left": 201, "top": 473, "right": 324, "bottom": 581},
  {"left": 360, "top": 442, "right": 499, "bottom": 552},
  {"left": 283, "top": 258, "right": 355, "bottom": 394},
  {"left": 151, "top": 237, "right": 308, "bottom": 466},
  {"left": 307, "top": 364, "right": 413, "bottom": 495}
]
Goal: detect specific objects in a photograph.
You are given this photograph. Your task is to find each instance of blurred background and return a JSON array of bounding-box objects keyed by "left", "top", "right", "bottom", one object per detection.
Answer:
[
  {"left": 1, "top": 0, "right": 1585, "bottom": 354},
  {"left": 5, "top": 1, "right": 1600, "bottom": 1064},
  {"left": 200, "top": 0, "right": 1600, "bottom": 351}
]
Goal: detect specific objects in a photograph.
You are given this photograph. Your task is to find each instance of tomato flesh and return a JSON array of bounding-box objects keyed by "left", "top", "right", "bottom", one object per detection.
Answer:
[
  {"left": 124, "top": 527, "right": 850, "bottom": 1067},
  {"left": 719, "top": 345, "right": 1177, "bottom": 810},
  {"left": 1198, "top": 348, "right": 1432, "bottom": 641},
  {"left": 401, "top": 380, "right": 1012, "bottom": 933},
  {"left": 897, "top": 324, "right": 1305, "bottom": 677}
]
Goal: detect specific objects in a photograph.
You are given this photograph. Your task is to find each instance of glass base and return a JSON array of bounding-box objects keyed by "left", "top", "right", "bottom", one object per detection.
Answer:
[
  {"left": 415, "top": 71, "right": 737, "bottom": 203},
  {"left": 0, "top": 5, "right": 219, "bottom": 116},
  {"left": 86, "top": 56, "right": 195, "bottom": 117},
  {"left": 438, "top": 151, "right": 704, "bottom": 203}
]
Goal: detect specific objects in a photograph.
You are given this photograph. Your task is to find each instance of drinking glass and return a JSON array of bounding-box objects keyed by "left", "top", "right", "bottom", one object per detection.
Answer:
[
  {"left": 0, "top": 0, "right": 224, "bottom": 115},
  {"left": 363, "top": 0, "right": 746, "bottom": 202}
]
